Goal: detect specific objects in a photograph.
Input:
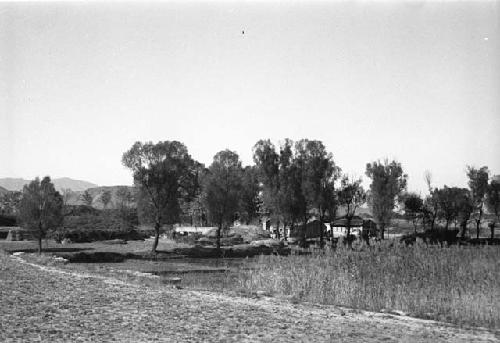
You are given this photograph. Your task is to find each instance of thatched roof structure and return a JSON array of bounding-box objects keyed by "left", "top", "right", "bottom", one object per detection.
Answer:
[{"left": 332, "top": 215, "right": 364, "bottom": 227}]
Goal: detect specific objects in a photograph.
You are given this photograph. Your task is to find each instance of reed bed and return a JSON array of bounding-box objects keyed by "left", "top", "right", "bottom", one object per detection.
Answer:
[{"left": 236, "top": 240, "right": 500, "bottom": 329}]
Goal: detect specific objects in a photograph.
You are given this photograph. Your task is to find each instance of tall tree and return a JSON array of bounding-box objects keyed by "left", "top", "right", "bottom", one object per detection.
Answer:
[
  {"left": 337, "top": 175, "right": 366, "bottom": 246},
  {"left": 60, "top": 188, "right": 73, "bottom": 206},
  {"left": 253, "top": 139, "right": 281, "bottom": 237},
  {"left": 436, "top": 186, "right": 463, "bottom": 230},
  {"left": 115, "top": 187, "right": 135, "bottom": 210},
  {"left": 203, "top": 150, "right": 243, "bottom": 251},
  {"left": 486, "top": 178, "right": 500, "bottom": 239},
  {"left": 455, "top": 188, "right": 474, "bottom": 238},
  {"left": 422, "top": 171, "right": 439, "bottom": 231},
  {"left": 278, "top": 140, "right": 303, "bottom": 240},
  {"left": 19, "top": 177, "right": 63, "bottom": 254},
  {"left": 423, "top": 191, "right": 439, "bottom": 231},
  {"left": 80, "top": 190, "right": 93, "bottom": 207},
  {"left": 122, "top": 141, "right": 199, "bottom": 253},
  {"left": 293, "top": 140, "right": 315, "bottom": 241},
  {"left": 100, "top": 190, "right": 112, "bottom": 209},
  {"left": 240, "top": 165, "right": 261, "bottom": 225},
  {"left": 467, "top": 166, "right": 489, "bottom": 239},
  {"left": 115, "top": 187, "right": 136, "bottom": 226},
  {"left": 294, "top": 139, "right": 340, "bottom": 246},
  {"left": 365, "top": 159, "right": 407, "bottom": 239},
  {"left": 403, "top": 192, "right": 424, "bottom": 233}
]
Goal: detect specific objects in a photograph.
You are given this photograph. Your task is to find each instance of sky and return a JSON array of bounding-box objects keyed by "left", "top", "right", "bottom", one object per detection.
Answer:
[{"left": 1, "top": 1, "right": 499, "bottom": 194}]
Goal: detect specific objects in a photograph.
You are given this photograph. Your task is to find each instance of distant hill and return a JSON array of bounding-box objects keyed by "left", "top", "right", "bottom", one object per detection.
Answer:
[
  {"left": 0, "top": 177, "right": 98, "bottom": 192},
  {"left": 65, "top": 185, "right": 136, "bottom": 209},
  {"left": 0, "top": 178, "right": 28, "bottom": 191}
]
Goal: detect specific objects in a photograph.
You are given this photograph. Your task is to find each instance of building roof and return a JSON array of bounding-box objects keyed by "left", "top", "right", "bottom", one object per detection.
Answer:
[{"left": 332, "top": 215, "right": 364, "bottom": 227}]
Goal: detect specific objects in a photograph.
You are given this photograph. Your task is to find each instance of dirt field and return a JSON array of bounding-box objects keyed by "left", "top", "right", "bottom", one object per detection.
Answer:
[{"left": 1, "top": 253, "right": 498, "bottom": 342}]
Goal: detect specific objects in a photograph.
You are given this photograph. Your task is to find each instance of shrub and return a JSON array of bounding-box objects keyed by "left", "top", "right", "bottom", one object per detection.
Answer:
[
  {"left": 0, "top": 214, "right": 17, "bottom": 226},
  {"left": 50, "top": 209, "right": 144, "bottom": 243}
]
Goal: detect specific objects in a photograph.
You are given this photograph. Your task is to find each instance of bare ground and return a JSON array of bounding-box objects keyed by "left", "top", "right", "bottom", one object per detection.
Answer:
[{"left": 0, "top": 254, "right": 498, "bottom": 342}]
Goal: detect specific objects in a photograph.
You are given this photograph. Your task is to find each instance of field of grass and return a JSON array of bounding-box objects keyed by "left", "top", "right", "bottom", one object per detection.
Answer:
[{"left": 234, "top": 241, "right": 500, "bottom": 330}]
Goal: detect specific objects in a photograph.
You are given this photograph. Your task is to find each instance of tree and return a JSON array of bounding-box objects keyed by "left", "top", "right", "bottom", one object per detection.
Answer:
[
  {"left": 278, "top": 140, "right": 304, "bottom": 241},
  {"left": 253, "top": 139, "right": 281, "bottom": 237},
  {"left": 467, "top": 166, "right": 489, "bottom": 239},
  {"left": 80, "top": 190, "right": 93, "bottom": 207},
  {"left": 0, "top": 191, "right": 22, "bottom": 215},
  {"left": 337, "top": 175, "right": 366, "bottom": 246},
  {"left": 183, "top": 168, "right": 208, "bottom": 227},
  {"left": 240, "top": 166, "right": 261, "bottom": 225},
  {"left": 122, "top": 141, "right": 199, "bottom": 253},
  {"left": 115, "top": 186, "right": 136, "bottom": 226},
  {"left": 423, "top": 190, "right": 440, "bottom": 231},
  {"left": 422, "top": 171, "right": 439, "bottom": 231},
  {"left": 486, "top": 179, "right": 500, "bottom": 239},
  {"left": 100, "top": 190, "right": 112, "bottom": 209},
  {"left": 365, "top": 159, "right": 407, "bottom": 239},
  {"left": 60, "top": 188, "right": 73, "bottom": 206},
  {"left": 115, "top": 187, "right": 135, "bottom": 210},
  {"left": 403, "top": 192, "right": 423, "bottom": 233},
  {"left": 19, "top": 177, "right": 63, "bottom": 254},
  {"left": 203, "top": 150, "right": 243, "bottom": 251},
  {"left": 435, "top": 186, "right": 462, "bottom": 230},
  {"left": 455, "top": 188, "right": 474, "bottom": 238},
  {"left": 294, "top": 139, "right": 340, "bottom": 246}
]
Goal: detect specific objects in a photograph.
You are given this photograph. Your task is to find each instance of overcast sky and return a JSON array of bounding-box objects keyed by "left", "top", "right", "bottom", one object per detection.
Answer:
[{"left": 1, "top": 1, "right": 499, "bottom": 193}]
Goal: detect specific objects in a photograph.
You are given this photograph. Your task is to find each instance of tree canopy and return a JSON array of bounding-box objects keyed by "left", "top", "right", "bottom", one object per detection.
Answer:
[
  {"left": 203, "top": 150, "right": 243, "bottom": 250},
  {"left": 466, "top": 166, "right": 489, "bottom": 239},
  {"left": 19, "top": 177, "right": 63, "bottom": 254},
  {"left": 122, "top": 141, "right": 199, "bottom": 253},
  {"left": 365, "top": 159, "right": 407, "bottom": 239}
]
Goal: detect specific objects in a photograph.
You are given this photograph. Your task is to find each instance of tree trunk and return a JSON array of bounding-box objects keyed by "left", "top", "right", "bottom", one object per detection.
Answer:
[
  {"left": 302, "top": 215, "right": 308, "bottom": 248},
  {"left": 380, "top": 224, "right": 385, "bottom": 240},
  {"left": 216, "top": 222, "right": 222, "bottom": 252},
  {"left": 346, "top": 218, "right": 352, "bottom": 248},
  {"left": 38, "top": 234, "right": 42, "bottom": 255},
  {"left": 460, "top": 220, "right": 468, "bottom": 238},
  {"left": 319, "top": 215, "right": 324, "bottom": 247},
  {"left": 151, "top": 220, "right": 160, "bottom": 254},
  {"left": 476, "top": 207, "right": 484, "bottom": 239},
  {"left": 38, "top": 222, "right": 43, "bottom": 255},
  {"left": 490, "top": 222, "right": 495, "bottom": 240},
  {"left": 275, "top": 219, "right": 281, "bottom": 240}
]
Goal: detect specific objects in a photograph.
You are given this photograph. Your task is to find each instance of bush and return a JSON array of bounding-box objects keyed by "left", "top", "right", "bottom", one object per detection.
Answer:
[
  {"left": 50, "top": 209, "right": 144, "bottom": 243},
  {"left": 0, "top": 214, "right": 17, "bottom": 227}
]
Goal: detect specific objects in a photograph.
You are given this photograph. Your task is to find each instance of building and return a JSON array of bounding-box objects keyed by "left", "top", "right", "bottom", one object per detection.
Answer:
[{"left": 331, "top": 215, "right": 364, "bottom": 237}]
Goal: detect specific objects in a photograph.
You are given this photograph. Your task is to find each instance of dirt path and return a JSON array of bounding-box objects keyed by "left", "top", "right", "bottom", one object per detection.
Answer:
[{"left": 0, "top": 254, "right": 498, "bottom": 342}]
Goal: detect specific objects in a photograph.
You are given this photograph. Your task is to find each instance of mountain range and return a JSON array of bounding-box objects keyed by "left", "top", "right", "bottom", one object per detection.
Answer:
[{"left": 0, "top": 177, "right": 98, "bottom": 192}]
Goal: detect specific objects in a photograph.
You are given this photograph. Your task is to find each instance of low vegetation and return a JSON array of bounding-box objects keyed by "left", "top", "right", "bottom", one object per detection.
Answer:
[{"left": 235, "top": 241, "right": 500, "bottom": 329}]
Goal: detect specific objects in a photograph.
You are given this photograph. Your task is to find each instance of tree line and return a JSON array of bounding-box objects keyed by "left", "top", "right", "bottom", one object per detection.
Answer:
[
  {"left": 403, "top": 167, "right": 500, "bottom": 240},
  {"left": 7, "top": 139, "right": 500, "bottom": 254}
]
